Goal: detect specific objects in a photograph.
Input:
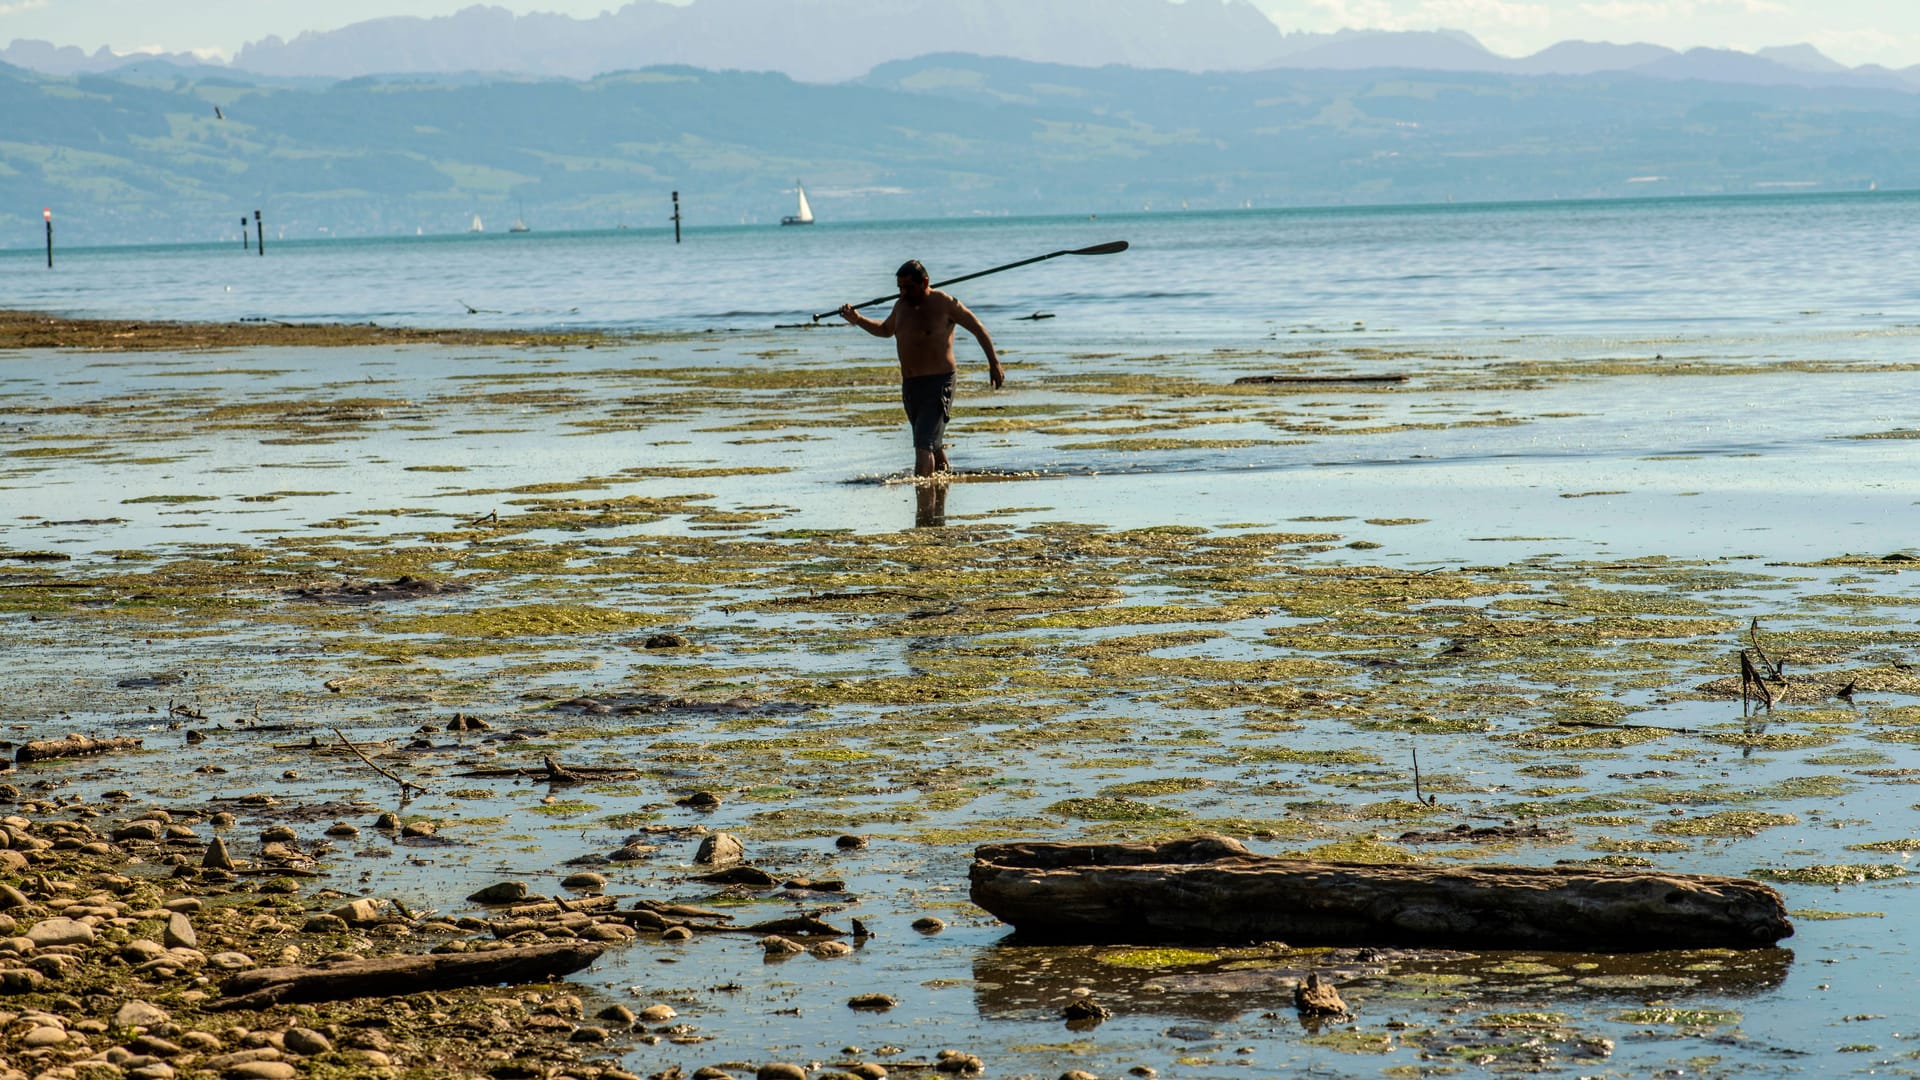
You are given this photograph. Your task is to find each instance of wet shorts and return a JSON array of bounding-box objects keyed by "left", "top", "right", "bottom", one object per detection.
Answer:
[{"left": 901, "top": 372, "right": 954, "bottom": 452}]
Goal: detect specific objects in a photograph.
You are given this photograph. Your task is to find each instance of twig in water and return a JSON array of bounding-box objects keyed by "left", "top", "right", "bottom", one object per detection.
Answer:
[
  {"left": 1747, "top": 618, "right": 1783, "bottom": 680},
  {"left": 1411, "top": 746, "right": 1433, "bottom": 805},
  {"left": 333, "top": 727, "right": 428, "bottom": 799},
  {"left": 1739, "top": 651, "right": 1774, "bottom": 716}
]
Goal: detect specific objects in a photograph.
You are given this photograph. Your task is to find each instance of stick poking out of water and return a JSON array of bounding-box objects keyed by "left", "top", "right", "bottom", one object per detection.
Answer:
[{"left": 334, "top": 727, "right": 428, "bottom": 799}]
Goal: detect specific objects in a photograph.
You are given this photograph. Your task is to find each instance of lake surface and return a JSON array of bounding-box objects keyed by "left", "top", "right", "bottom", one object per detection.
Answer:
[{"left": 4, "top": 192, "right": 1920, "bottom": 1078}]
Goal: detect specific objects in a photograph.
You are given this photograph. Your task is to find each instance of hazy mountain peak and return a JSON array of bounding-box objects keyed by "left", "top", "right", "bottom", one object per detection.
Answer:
[{"left": 1756, "top": 43, "right": 1847, "bottom": 73}]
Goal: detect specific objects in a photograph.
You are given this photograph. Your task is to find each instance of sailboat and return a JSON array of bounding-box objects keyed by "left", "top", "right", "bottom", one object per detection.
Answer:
[
  {"left": 781, "top": 181, "right": 814, "bottom": 226},
  {"left": 509, "top": 202, "right": 530, "bottom": 232},
  {"left": 469, "top": 213, "right": 484, "bottom": 233}
]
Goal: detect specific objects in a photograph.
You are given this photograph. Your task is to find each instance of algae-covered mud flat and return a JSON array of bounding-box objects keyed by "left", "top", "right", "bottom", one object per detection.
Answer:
[{"left": 4, "top": 316, "right": 1920, "bottom": 1080}]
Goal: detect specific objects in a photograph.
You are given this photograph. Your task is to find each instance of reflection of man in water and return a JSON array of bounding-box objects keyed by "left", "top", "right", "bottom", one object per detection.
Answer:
[{"left": 839, "top": 259, "right": 1003, "bottom": 478}]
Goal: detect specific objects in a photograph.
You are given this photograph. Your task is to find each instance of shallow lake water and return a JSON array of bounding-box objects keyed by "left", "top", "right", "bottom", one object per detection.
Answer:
[{"left": 5, "top": 308, "right": 1920, "bottom": 1077}]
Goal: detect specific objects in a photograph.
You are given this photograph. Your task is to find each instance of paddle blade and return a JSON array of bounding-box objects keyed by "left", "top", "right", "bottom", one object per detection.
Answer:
[{"left": 1068, "top": 240, "right": 1129, "bottom": 256}]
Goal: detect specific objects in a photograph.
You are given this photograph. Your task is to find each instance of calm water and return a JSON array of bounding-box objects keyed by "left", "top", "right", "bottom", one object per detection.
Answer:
[
  {"left": 6, "top": 191, "right": 1919, "bottom": 343},
  {"left": 7, "top": 192, "right": 1920, "bottom": 1078}
]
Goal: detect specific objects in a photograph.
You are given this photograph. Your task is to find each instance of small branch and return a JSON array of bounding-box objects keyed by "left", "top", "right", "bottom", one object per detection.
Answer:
[
  {"left": 1747, "top": 619, "right": 1782, "bottom": 680},
  {"left": 1411, "top": 745, "right": 1427, "bottom": 805},
  {"left": 333, "top": 727, "right": 428, "bottom": 799}
]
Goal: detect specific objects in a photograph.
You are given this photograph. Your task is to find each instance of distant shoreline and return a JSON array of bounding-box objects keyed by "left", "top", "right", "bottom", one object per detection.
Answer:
[{"left": 0, "top": 310, "right": 619, "bottom": 351}]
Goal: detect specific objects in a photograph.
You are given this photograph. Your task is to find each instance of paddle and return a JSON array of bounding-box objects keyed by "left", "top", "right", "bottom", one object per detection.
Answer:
[{"left": 812, "top": 240, "right": 1129, "bottom": 322}]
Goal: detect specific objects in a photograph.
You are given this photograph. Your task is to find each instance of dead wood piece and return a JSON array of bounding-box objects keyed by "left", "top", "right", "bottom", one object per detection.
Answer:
[
  {"left": 543, "top": 756, "right": 583, "bottom": 784},
  {"left": 508, "top": 895, "right": 617, "bottom": 918},
  {"left": 1233, "top": 373, "right": 1408, "bottom": 385},
  {"left": 16, "top": 734, "right": 144, "bottom": 764},
  {"left": 452, "top": 764, "right": 639, "bottom": 780},
  {"left": 216, "top": 941, "right": 603, "bottom": 1009},
  {"left": 971, "top": 835, "right": 1791, "bottom": 951}
]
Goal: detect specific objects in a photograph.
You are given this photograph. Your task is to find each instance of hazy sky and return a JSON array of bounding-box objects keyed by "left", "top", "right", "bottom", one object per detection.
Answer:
[{"left": 1, "top": 0, "right": 1914, "bottom": 68}]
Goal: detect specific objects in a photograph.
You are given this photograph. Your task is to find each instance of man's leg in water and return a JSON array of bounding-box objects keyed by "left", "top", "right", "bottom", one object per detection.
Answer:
[{"left": 915, "top": 448, "right": 937, "bottom": 477}]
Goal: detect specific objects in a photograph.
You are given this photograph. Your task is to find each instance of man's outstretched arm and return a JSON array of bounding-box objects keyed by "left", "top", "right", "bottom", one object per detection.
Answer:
[{"left": 840, "top": 303, "right": 895, "bottom": 338}]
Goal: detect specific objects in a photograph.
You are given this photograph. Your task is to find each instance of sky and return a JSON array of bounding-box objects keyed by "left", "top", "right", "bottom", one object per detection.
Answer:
[{"left": 1, "top": 0, "right": 1914, "bottom": 69}]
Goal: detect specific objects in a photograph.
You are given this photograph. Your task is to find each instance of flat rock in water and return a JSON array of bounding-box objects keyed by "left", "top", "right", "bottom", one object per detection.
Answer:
[{"left": 467, "top": 881, "right": 530, "bottom": 904}]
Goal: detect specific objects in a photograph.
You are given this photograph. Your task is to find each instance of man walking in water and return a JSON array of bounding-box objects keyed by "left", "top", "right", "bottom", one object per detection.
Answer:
[{"left": 840, "top": 259, "right": 1003, "bottom": 478}]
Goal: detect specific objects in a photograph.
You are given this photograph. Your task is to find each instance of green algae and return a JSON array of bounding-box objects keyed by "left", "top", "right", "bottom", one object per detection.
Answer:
[
  {"left": 1653, "top": 811, "right": 1798, "bottom": 837},
  {"left": 1748, "top": 864, "right": 1907, "bottom": 885},
  {"left": 1095, "top": 947, "right": 1220, "bottom": 969},
  {"left": 1613, "top": 1007, "right": 1742, "bottom": 1027},
  {"left": 1047, "top": 797, "right": 1185, "bottom": 822}
]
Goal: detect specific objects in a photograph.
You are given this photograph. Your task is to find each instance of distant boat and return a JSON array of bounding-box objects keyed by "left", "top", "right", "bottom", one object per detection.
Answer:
[
  {"left": 469, "top": 214, "right": 484, "bottom": 233},
  {"left": 782, "top": 181, "right": 814, "bottom": 226},
  {"left": 509, "top": 202, "right": 530, "bottom": 232}
]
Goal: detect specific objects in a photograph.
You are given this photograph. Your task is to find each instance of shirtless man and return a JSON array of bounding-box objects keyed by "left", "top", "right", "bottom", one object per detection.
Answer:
[{"left": 840, "top": 259, "right": 1003, "bottom": 477}]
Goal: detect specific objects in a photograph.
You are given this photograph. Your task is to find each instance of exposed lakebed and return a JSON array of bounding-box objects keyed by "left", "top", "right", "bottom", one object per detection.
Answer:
[{"left": 3, "top": 320, "right": 1919, "bottom": 1078}]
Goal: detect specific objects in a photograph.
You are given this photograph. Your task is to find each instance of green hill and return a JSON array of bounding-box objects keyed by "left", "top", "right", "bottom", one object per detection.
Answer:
[{"left": 6, "top": 55, "right": 1920, "bottom": 246}]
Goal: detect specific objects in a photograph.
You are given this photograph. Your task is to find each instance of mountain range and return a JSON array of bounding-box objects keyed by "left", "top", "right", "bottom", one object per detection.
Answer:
[
  {"left": 5, "top": 49, "right": 1917, "bottom": 247},
  {"left": 6, "top": 0, "right": 1920, "bottom": 91}
]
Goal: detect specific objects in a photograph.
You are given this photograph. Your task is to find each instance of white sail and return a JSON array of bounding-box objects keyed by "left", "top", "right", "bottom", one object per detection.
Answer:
[
  {"left": 470, "top": 214, "right": 484, "bottom": 233},
  {"left": 783, "top": 181, "right": 814, "bottom": 225}
]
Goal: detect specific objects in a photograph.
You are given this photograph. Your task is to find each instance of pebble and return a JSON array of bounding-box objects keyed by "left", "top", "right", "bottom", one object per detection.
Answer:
[
  {"left": 834, "top": 834, "right": 868, "bottom": 849},
  {"left": 757, "top": 1065, "right": 808, "bottom": 1080},
  {"left": 569, "top": 1025, "right": 610, "bottom": 1042},
  {"left": 202, "top": 837, "right": 235, "bottom": 871},
  {"left": 324, "top": 823, "right": 359, "bottom": 838},
  {"left": 224, "top": 1064, "right": 298, "bottom": 1080},
  {"left": 935, "top": 1051, "right": 984, "bottom": 1074},
  {"left": 691, "top": 1070, "right": 736, "bottom": 1080},
  {"left": 466, "top": 881, "right": 529, "bottom": 904},
  {"left": 761, "top": 935, "right": 804, "bottom": 956},
  {"left": 282, "top": 1027, "right": 332, "bottom": 1055},
  {"left": 400, "top": 820, "right": 436, "bottom": 837},
  {"left": 0, "top": 884, "right": 27, "bottom": 908},
  {"left": 911, "top": 917, "right": 946, "bottom": 934},
  {"left": 680, "top": 791, "right": 723, "bottom": 811},
  {"left": 373, "top": 812, "right": 400, "bottom": 831},
  {"left": 660, "top": 926, "right": 693, "bottom": 942},
  {"left": 128, "top": 1066, "right": 178, "bottom": 1080},
  {"left": 848, "top": 993, "right": 897, "bottom": 1011},
  {"left": 561, "top": 872, "right": 607, "bottom": 890},
  {"left": 210, "top": 812, "right": 236, "bottom": 828},
  {"left": 847, "top": 1065, "right": 888, "bottom": 1080},
  {"left": 162, "top": 912, "right": 197, "bottom": 950},
  {"left": 596, "top": 1004, "right": 636, "bottom": 1025},
  {"left": 637, "top": 1003, "right": 676, "bottom": 1022},
  {"left": 810, "top": 940, "right": 854, "bottom": 959},
  {"left": 113, "top": 1000, "right": 171, "bottom": 1029},
  {"left": 22, "top": 1025, "right": 67, "bottom": 1047},
  {"left": 259, "top": 826, "right": 297, "bottom": 843},
  {"left": 26, "top": 916, "right": 95, "bottom": 948},
  {"left": 694, "top": 831, "right": 743, "bottom": 865},
  {"left": 1061, "top": 1072, "right": 1100, "bottom": 1080},
  {"left": 330, "top": 898, "right": 383, "bottom": 926}
]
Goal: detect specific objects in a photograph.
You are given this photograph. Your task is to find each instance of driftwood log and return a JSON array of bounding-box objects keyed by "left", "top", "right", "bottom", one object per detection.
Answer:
[
  {"left": 16, "top": 733, "right": 143, "bottom": 764},
  {"left": 970, "top": 835, "right": 1792, "bottom": 951},
  {"left": 216, "top": 941, "right": 603, "bottom": 1010}
]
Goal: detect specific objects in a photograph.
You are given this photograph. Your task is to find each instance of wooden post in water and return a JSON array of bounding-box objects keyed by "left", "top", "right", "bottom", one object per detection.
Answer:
[
  {"left": 254, "top": 210, "right": 264, "bottom": 256},
  {"left": 43, "top": 208, "right": 52, "bottom": 269},
  {"left": 671, "top": 191, "right": 681, "bottom": 244},
  {"left": 241, "top": 216, "right": 249, "bottom": 249}
]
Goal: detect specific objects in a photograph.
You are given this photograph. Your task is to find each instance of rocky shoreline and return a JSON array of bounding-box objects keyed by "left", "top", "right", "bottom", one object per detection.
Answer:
[{"left": 0, "top": 782, "right": 926, "bottom": 1080}]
